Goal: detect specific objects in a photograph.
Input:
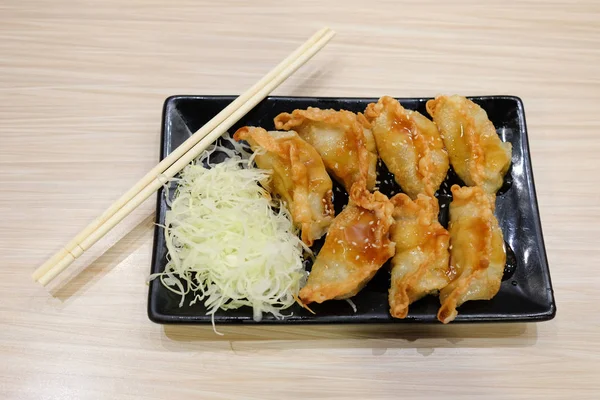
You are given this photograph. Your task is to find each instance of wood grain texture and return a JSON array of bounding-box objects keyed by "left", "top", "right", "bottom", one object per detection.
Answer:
[{"left": 1, "top": 0, "right": 599, "bottom": 399}]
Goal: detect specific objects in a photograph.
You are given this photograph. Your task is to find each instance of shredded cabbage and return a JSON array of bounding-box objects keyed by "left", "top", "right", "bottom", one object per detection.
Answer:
[{"left": 149, "top": 138, "right": 307, "bottom": 334}]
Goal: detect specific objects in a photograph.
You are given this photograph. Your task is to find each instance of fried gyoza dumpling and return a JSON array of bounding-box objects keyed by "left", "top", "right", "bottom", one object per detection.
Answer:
[
  {"left": 426, "top": 95, "right": 512, "bottom": 194},
  {"left": 274, "top": 108, "right": 378, "bottom": 192},
  {"left": 299, "top": 182, "right": 395, "bottom": 304},
  {"left": 234, "top": 127, "right": 334, "bottom": 246},
  {"left": 365, "top": 96, "right": 449, "bottom": 199},
  {"left": 437, "top": 185, "right": 506, "bottom": 324},
  {"left": 388, "top": 193, "right": 451, "bottom": 319}
]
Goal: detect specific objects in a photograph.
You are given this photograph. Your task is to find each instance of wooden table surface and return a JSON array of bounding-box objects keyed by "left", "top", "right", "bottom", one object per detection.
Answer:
[{"left": 1, "top": 1, "right": 599, "bottom": 399}]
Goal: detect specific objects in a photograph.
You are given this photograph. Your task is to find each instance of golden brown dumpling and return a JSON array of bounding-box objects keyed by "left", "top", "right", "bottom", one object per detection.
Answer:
[
  {"left": 388, "top": 193, "right": 451, "bottom": 318},
  {"left": 365, "top": 96, "right": 449, "bottom": 198},
  {"left": 437, "top": 185, "right": 506, "bottom": 323},
  {"left": 299, "top": 182, "right": 395, "bottom": 304},
  {"left": 426, "top": 95, "right": 512, "bottom": 194},
  {"left": 274, "top": 108, "right": 378, "bottom": 192},
  {"left": 234, "top": 126, "right": 334, "bottom": 246}
]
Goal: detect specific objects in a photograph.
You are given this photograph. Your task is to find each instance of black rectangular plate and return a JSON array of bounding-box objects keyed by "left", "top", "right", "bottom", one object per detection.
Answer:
[{"left": 148, "top": 95, "right": 556, "bottom": 324}]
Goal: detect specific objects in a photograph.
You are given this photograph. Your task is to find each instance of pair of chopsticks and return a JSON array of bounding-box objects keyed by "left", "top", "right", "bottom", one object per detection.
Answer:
[{"left": 33, "top": 27, "right": 336, "bottom": 286}]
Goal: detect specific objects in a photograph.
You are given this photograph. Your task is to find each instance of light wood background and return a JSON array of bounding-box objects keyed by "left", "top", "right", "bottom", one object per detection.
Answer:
[{"left": 1, "top": 1, "right": 599, "bottom": 399}]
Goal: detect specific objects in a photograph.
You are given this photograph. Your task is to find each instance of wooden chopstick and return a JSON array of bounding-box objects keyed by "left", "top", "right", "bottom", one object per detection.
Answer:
[
  {"left": 32, "top": 27, "right": 332, "bottom": 282},
  {"left": 35, "top": 28, "right": 336, "bottom": 286}
]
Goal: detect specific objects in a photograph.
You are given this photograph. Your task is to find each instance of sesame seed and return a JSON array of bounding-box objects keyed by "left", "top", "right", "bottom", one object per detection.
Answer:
[
  {"left": 352, "top": 241, "right": 357, "bottom": 246},
  {"left": 355, "top": 255, "right": 359, "bottom": 260},
  {"left": 368, "top": 221, "right": 374, "bottom": 225}
]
